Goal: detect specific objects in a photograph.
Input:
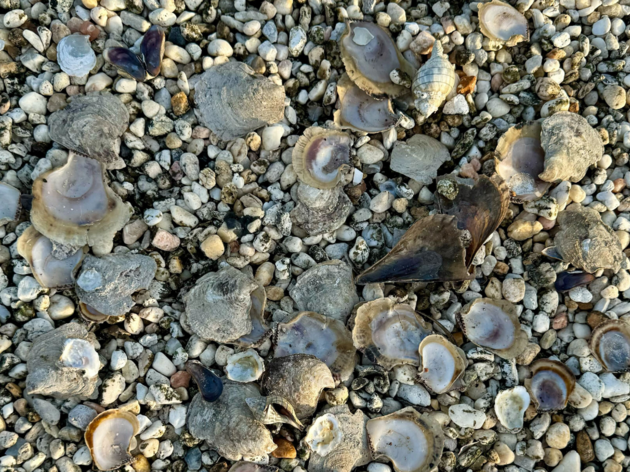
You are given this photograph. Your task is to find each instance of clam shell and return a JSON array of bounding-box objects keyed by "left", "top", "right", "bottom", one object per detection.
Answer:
[
  {"left": 589, "top": 319, "right": 630, "bottom": 373},
  {"left": 418, "top": 334, "right": 467, "bottom": 394},
  {"left": 85, "top": 409, "right": 139, "bottom": 471},
  {"left": 57, "top": 34, "right": 96, "bottom": 77},
  {"left": 478, "top": 0, "right": 529, "bottom": 46},
  {"left": 412, "top": 41, "right": 456, "bottom": 118},
  {"left": 0, "top": 182, "right": 20, "bottom": 225},
  {"left": 245, "top": 395, "right": 303, "bottom": 430},
  {"left": 226, "top": 349, "right": 265, "bottom": 383},
  {"left": 494, "top": 386, "right": 530, "bottom": 430},
  {"left": 291, "top": 183, "right": 354, "bottom": 236},
  {"left": 525, "top": 359, "right": 575, "bottom": 411}
]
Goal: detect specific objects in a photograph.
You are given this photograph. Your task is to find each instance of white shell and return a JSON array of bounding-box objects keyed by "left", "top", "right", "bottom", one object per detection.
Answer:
[
  {"left": 305, "top": 413, "right": 344, "bottom": 457},
  {"left": 418, "top": 335, "right": 466, "bottom": 394},
  {"left": 225, "top": 349, "right": 265, "bottom": 383},
  {"left": 57, "top": 34, "right": 97, "bottom": 77},
  {"left": 412, "top": 42, "right": 456, "bottom": 118},
  {"left": 85, "top": 409, "right": 140, "bottom": 471},
  {"left": 478, "top": 0, "right": 529, "bottom": 46},
  {"left": 0, "top": 182, "right": 20, "bottom": 225},
  {"left": 494, "top": 386, "right": 530, "bottom": 430},
  {"left": 60, "top": 338, "right": 100, "bottom": 378}
]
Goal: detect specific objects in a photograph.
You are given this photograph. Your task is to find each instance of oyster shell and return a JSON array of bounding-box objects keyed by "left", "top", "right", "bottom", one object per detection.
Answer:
[
  {"left": 418, "top": 334, "right": 467, "bottom": 394},
  {"left": 292, "top": 127, "right": 352, "bottom": 190},
  {"left": 457, "top": 298, "right": 528, "bottom": 359},
  {"left": 262, "top": 354, "right": 335, "bottom": 419},
  {"left": 85, "top": 409, "right": 139, "bottom": 471},
  {"left": 494, "top": 386, "right": 530, "bottom": 430},
  {"left": 305, "top": 413, "right": 344, "bottom": 457},
  {"left": 291, "top": 183, "right": 353, "bottom": 236},
  {"left": 79, "top": 302, "right": 110, "bottom": 323},
  {"left": 194, "top": 61, "right": 286, "bottom": 141},
  {"left": 366, "top": 407, "right": 444, "bottom": 472},
  {"left": 186, "top": 360, "right": 223, "bottom": 402},
  {"left": 17, "top": 226, "right": 86, "bottom": 289},
  {"left": 589, "top": 319, "right": 630, "bottom": 373},
  {"left": 57, "top": 34, "right": 96, "bottom": 77},
  {"left": 226, "top": 349, "right": 265, "bottom": 383},
  {"left": 412, "top": 41, "right": 456, "bottom": 118},
  {"left": 390, "top": 134, "right": 451, "bottom": 185},
  {"left": 235, "top": 285, "right": 270, "bottom": 348},
  {"left": 525, "top": 359, "right": 575, "bottom": 411},
  {"left": 0, "top": 182, "right": 20, "bottom": 225},
  {"left": 274, "top": 311, "right": 357, "bottom": 382},
  {"left": 245, "top": 395, "right": 303, "bottom": 430},
  {"left": 30, "top": 152, "right": 132, "bottom": 248},
  {"left": 352, "top": 298, "right": 432, "bottom": 370},
  {"left": 478, "top": 0, "right": 529, "bottom": 46},
  {"left": 48, "top": 93, "right": 129, "bottom": 169},
  {"left": 288, "top": 261, "right": 359, "bottom": 323}
]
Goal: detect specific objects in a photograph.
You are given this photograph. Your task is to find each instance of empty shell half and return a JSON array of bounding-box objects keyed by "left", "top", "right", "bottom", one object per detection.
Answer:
[
  {"left": 494, "top": 386, "right": 530, "bottom": 430},
  {"left": 226, "top": 349, "right": 265, "bottom": 383},
  {"left": 85, "top": 409, "right": 140, "bottom": 471},
  {"left": 457, "top": 298, "right": 528, "bottom": 359},
  {"left": 0, "top": 182, "right": 20, "bottom": 225},
  {"left": 525, "top": 359, "right": 576, "bottom": 411},
  {"left": 418, "top": 334, "right": 466, "bottom": 394},
  {"left": 79, "top": 302, "right": 111, "bottom": 323},
  {"left": 305, "top": 413, "right": 344, "bottom": 457},
  {"left": 478, "top": 0, "right": 529, "bottom": 46},
  {"left": 589, "top": 319, "right": 630, "bottom": 372}
]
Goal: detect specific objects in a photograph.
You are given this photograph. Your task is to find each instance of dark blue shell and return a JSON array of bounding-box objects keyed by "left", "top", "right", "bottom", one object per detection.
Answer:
[
  {"left": 105, "top": 47, "right": 146, "bottom": 82},
  {"left": 141, "top": 25, "right": 165, "bottom": 77},
  {"left": 554, "top": 271, "right": 595, "bottom": 292},
  {"left": 186, "top": 361, "right": 223, "bottom": 402}
]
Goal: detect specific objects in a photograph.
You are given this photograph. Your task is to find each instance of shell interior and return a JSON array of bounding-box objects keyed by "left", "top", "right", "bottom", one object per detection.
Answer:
[
  {"left": 418, "top": 334, "right": 466, "bottom": 394},
  {"left": 226, "top": 349, "right": 265, "bottom": 383},
  {"left": 59, "top": 338, "right": 100, "bottom": 378},
  {"left": 0, "top": 182, "right": 20, "bottom": 225},
  {"left": 305, "top": 413, "right": 344, "bottom": 457},
  {"left": 590, "top": 320, "right": 630, "bottom": 372},
  {"left": 478, "top": 0, "right": 529, "bottom": 45},
  {"left": 526, "top": 359, "right": 575, "bottom": 411},
  {"left": 85, "top": 409, "right": 140, "bottom": 471},
  {"left": 494, "top": 386, "right": 530, "bottom": 430},
  {"left": 140, "top": 25, "right": 165, "bottom": 77}
]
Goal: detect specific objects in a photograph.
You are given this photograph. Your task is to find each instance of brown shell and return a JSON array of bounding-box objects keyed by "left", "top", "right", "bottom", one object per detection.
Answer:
[
  {"left": 589, "top": 319, "right": 630, "bottom": 373},
  {"left": 85, "top": 409, "right": 140, "bottom": 471}
]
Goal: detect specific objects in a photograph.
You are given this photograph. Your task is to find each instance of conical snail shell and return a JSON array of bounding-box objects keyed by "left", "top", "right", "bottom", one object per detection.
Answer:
[{"left": 412, "top": 41, "right": 456, "bottom": 118}]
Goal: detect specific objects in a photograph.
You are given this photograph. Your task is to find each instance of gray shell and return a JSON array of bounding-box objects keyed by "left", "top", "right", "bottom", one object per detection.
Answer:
[
  {"left": 194, "top": 62, "right": 286, "bottom": 141},
  {"left": 390, "top": 134, "right": 451, "bottom": 185},
  {"left": 291, "top": 183, "right": 353, "bottom": 236},
  {"left": 25, "top": 323, "right": 100, "bottom": 399},
  {"left": 48, "top": 93, "right": 129, "bottom": 169},
  {"left": 412, "top": 42, "right": 456, "bottom": 118}
]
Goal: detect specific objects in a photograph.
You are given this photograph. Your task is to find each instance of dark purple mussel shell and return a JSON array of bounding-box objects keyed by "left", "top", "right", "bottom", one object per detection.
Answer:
[
  {"left": 186, "top": 360, "right": 223, "bottom": 402},
  {"left": 104, "top": 47, "right": 146, "bottom": 81},
  {"left": 141, "top": 25, "right": 165, "bottom": 77},
  {"left": 554, "top": 271, "right": 595, "bottom": 292}
]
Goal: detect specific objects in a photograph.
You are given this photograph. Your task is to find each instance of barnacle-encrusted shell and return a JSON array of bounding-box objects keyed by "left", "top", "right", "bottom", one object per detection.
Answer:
[
  {"left": 17, "top": 226, "right": 86, "bottom": 289},
  {"left": 291, "top": 183, "right": 354, "bottom": 236},
  {"left": 366, "top": 407, "right": 444, "bottom": 472},
  {"left": 589, "top": 319, "right": 630, "bottom": 372},
  {"left": 494, "top": 386, "right": 530, "bottom": 430},
  {"left": 262, "top": 354, "right": 335, "bottom": 419},
  {"left": 352, "top": 298, "right": 432, "bottom": 370},
  {"left": 292, "top": 127, "right": 352, "bottom": 189},
  {"left": 140, "top": 25, "right": 165, "bottom": 77},
  {"left": 390, "top": 134, "right": 451, "bottom": 185},
  {"left": 186, "top": 361, "right": 223, "bottom": 402},
  {"left": 305, "top": 413, "right": 344, "bottom": 457},
  {"left": 245, "top": 395, "right": 303, "bottom": 429},
  {"left": 26, "top": 323, "right": 100, "bottom": 399},
  {"left": 226, "top": 349, "right": 265, "bottom": 383},
  {"left": 478, "top": 0, "right": 529, "bottom": 46},
  {"left": 418, "top": 334, "right": 466, "bottom": 394},
  {"left": 57, "top": 34, "right": 96, "bottom": 77},
  {"left": 194, "top": 61, "right": 286, "bottom": 141},
  {"left": 340, "top": 21, "right": 416, "bottom": 98},
  {"left": 275, "top": 311, "right": 357, "bottom": 382},
  {"left": 229, "top": 463, "right": 280, "bottom": 472},
  {"left": 187, "top": 381, "right": 277, "bottom": 461},
  {"left": 412, "top": 41, "right": 456, "bottom": 118},
  {"left": 0, "top": 182, "right": 20, "bottom": 225},
  {"left": 85, "top": 409, "right": 139, "bottom": 471},
  {"left": 457, "top": 298, "right": 528, "bottom": 359},
  {"left": 525, "top": 359, "right": 576, "bottom": 411},
  {"left": 48, "top": 93, "right": 129, "bottom": 169},
  {"left": 30, "top": 152, "right": 132, "bottom": 248}
]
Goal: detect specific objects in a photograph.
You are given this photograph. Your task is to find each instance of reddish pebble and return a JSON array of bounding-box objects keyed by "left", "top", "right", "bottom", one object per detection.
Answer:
[
  {"left": 192, "top": 126, "right": 211, "bottom": 139},
  {"left": 79, "top": 21, "right": 100, "bottom": 41},
  {"left": 613, "top": 178, "right": 626, "bottom": 193},
  {"left": 552, "top": 312, "right": 568, "bottom": 330},
  {"left": 459, "top": 162, "right": 478, "bottom": 179},
  {"left": 67, "top": 17, "right": 84, "bottom": 33},
  {"left": 470, "top": 158, "right": 481, "bottom": 171},
  {"left": 538, "top": 217, "right": 556, "bottom": 230},
  {"left": 152, "top": 229, "right": 181, "bottom": 251},
  {"left": 171, "top": 371, "right": 191, "bottom": 389}
]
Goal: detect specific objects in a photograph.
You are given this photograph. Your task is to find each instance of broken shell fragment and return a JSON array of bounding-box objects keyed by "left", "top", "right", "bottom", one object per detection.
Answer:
[
  {"left": 292, "top": 127, "right": 352, "bottom": 190},
  {"left": 412, "top": 41, "right": 456, "bottom": 118},
  {"left": 235, "top": 285, "right": 270, "bottom": 348},
  {"left": 291, "top": 183, "right": 354, "bottom": 236},
  {"left": 494, "top": 386, "right": 530, "bottom": 430},
  {"left": 85, "top": 409, "right": 139, "bottom": 471},
  {"left": 104, "top": 47, "right": 147, "bottom": 81},
  {"left": 245, "top": 395, "right": 303, "bottom": 430},
  {"left": 60, "top": 338, "right": 100, "bottom": 378},
  {"left": 478, "top": 0, "right": 529, "bottom": 46},
  {"left": 390, "top": 134, "right": 451, "bottom": 186},
  {"left": 589, "top": 319, "right": 630, "bottom": 373},
  {"left": 457, "top": 298, "right": 528, "bottom": 359},
  {"left": 0, "top": 182, "right": 20, "bottom": 225},
  {"left": 57, "top": 34, "right": 96, "bottom": 77},
  {"left": 305, "top": 413, "right": 344, "bottom": 457},
  {"left": 366, "top": 407, "right": 444, "bottom": 472},
  {"left": 186, "top": 360, "right": 223, "bottom": 402},
  {"left": 226, "top": 349, "right": 265, "bottom": 383},
  {"left": 418, "top": 334, "right": 467, "bottom": 394},
  {"left": 140, "top": 25, "right": 165, "bottom": 77},
  {"left": 79, "top": 302, "right": 110, "bottom": 323},
  {"left": 352, "top": 298, "right": 432, "bottom": 370},
  {"left": 525, "top": 359, "right": 576, "bottom": 411}
]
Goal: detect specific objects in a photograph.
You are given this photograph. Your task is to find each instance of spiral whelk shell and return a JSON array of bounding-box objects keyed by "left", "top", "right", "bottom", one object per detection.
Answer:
[{"left": 412, "top": 41, "right": 456, "bottom": 118}]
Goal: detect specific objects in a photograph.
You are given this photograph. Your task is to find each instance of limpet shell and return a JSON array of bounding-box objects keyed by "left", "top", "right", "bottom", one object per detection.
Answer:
[
  {"left": 478, "top": 0, "right": 529, "bottom": 46},
  {"left": 85, "top": 409, "right": 140, "bottom": 471},
  {"left": 589, "top": 319, "right": 630, "bottom": 373},
  {"left": 525, "top": 359, "right": 576, "bottom": 411}
]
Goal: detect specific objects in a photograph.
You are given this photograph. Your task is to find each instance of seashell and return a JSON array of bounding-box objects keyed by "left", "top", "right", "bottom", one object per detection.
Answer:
[
  {"left": 245, "top": 395, "right": 303, "bottom": 430},
  {"left": 186, "top": 360, "right": 223, "bottom": 402},
  {"left": 235, "top": 284, "right": 270, "bottom": 348},
  {"left": 457, "top": 298, "right": 528, "bottom": 360},
  {"left": 525, "top": 359, "right": 576, "bottom": 411},
  {"left": 0, "top": 182, "right": 20, "bottom": 225},
  {"left": 104, "top": 47, "right": 147, "bottom": 81},
  {"left": 366, "top": 407, "right": 444, "bottom": 472},
  {"left": 262, "top": 354, "right": 335, "bottom": 419},
  {"left": 288, "top": 261, "right": 359, "bottom": 323},
  {"left": 274, "top": 311, "right": 357, "bottom": 382},
  {"left": 31, "top": 152, "right": 132, "bottom": 248},
  {"left": 79, "top": 302, "right": 110, "bottom": 323},
  {"left": 542, "top": 204, "right": 623, "bottom": 273},
  {"left": 495, "top": 122, "right": 551, "bottom": 201},
  {"left": 418, "top": 334, "right": 467, "bottom": 394},
  {"left": 494, "top": 386, "right": 530, "bottom": 430},
  {"left": 183, "top": 266, "right": 264, "bottom": 343},
  {"left": 26, "top": 323, "right": 100, "bottom": 399},
  {"left": 538, "top": 112, "right": 603, "bottom": 183},
  {"left": 57, "top": 34, "right": 96, "bottom": 77},
  {"left": 48, "top": 93, "right": 130, "bottom": 170},
  {"left": 104, "top": 26, "right": 165, "bottom": 81},
  {"left": 305, "top": 413, "right": 344, "bottom": 457},
  {"left": 334, "top": 74, "right": 401, "bottom": 133},
  {"left": 194, "top": 61, "right": 286, "bottom": 141},
  {"left": 390, "top": 134, "right": 451, "bottom": 185},
  {"left": 352, "top": 298, "right": 432, "bottom": 370},
  {"left": 478, "top": 0, "right": 529, "bottom": 46},
  {"left": 140, "top": 25, "right": 165, "bottom": 77},
  {"left": 229, "top": 462, "right": 281, "bottom": 472},
  {"left": 554, "top": 271, "right": 595, "bottom": 292},
  {"left": 187, "top": 381, "right": 277, "bottom": 460},
  {"left": 589, "top": 319, "right": 630, "bottom": 373},
  {"left": 291, "top": 183, "right": 354, "bottom": 236},
  {"left": 226, "top": 349, "right": 265, "bottom": 383},
  {"left": 85, "top": 409, "right": 139, "bottom": 471},
  {"left": 17, "top": 226, "right": 86, "bottom": 289},
  {"left": 412, "top": 41, "right": 456, "bottom": 118},
  {"left": 339, "top": 21, "right": 416, "bottom": 98},
  {"left": 292, "top": 127, "right": 352, "bottom": 190}
]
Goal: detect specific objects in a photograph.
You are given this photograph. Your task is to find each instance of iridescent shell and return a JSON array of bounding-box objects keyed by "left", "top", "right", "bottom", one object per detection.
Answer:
[
  {"left": 0, "top": 182, "right": 20, "bottom": 225},
  {"left": 412, "top": 41, "right": 456, "bottom": 118},
  {"left": 525, "top": 359, "right": 576, "bottom": 411},
  {"left": 494, "top": 386, "right": 530, "bottom": 430},
  {"left": 418, "top": 334, "right": 466, "bottom": 394},
  {"left": 57, "top": 34, "right": 96, "bottom": 77},
  {"left": 478, "top": 0, "right": 529, "bottom": 46},
  {"left": 140, "top": 25, "right": 165, "bottom": 77},
  {"left": 85, "top": 409, "right": 139, "bottom": 471},
  {"left": 589, "top": 319, "right": 630, "bottom": 373},
  {"left": 554, "top": 271, "right": 595, "bottom": 292},
  {"left": 104, "top": 47, "right": 146, "bottom": 81}
]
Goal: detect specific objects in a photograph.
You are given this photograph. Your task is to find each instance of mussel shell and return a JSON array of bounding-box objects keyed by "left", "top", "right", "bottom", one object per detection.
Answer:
[
  {"left": 186, "top": 361, "right": 223, "bottom": 402},
  {"left": 525, "top": 359, "right": 575, "bottom": 411},
  {"left": 554, "top": 271, "right": 595, "bottom": 292},
  {"left": 589, "top": 319, "right": 630, "bottom": 373},
  {"left": 104, "top": 47, "right": 147, "bottom": 81},
  {"left": 140, "top": 25, "right": 165, "bottom": 77}
]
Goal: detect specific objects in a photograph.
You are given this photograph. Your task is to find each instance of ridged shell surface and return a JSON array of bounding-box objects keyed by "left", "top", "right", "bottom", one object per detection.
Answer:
[{"left": 412, "top": 42, "right": 456, "bottom": 117}]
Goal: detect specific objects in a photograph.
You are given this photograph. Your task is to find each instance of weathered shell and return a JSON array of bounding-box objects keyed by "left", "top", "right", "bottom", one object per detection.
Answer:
[
  {"left": 48, "top": 93, "right": 129, "bottom": 169},
  {"left": 57, "top": 34, "right": 96, "bottom": 77},
  {"left": 85, "top": 409, "right": 139, "bottom": 471},
  {"left": 352, "top": 298, "right": 432, "bottom": 370},
  {"left": 262, "top": 354, "right": 335, "bottom": 419},
  {"left": 525, "top": 359, "right": 576, "bottom": 411},
  {"left": 412, "top": 41, "right": 456, "bottom": 118},
  {"left": 226, "top": 349, "right": 265, "bottom": 383},
  {"left": 589, "top": 319, "right": 630, "bottom": 372},
  {"left": 305, "top": 413, "right": 344, "bottom": 457},
  {"left": 289, "top": 261, "right": 359, "bottom": 323},
  {"left": 186, "top": 360, "right": 223, "bottom": 402},
  {"left": 390, "top": 134, "right": 451, "bottom": 185},
  {"left": 292, "top": 127, "right": 352, "bottom": 190},
  {"left": 0, "top": 182, "right": 20, "bottom": 225},
  {"left": 538, "top": 112, "right": 603, "bottom": 183},
  {"left": 104, "top": 47, "right": 147, "bottom": 82},
  {"left": 339, "top": 21, "right": 416, "bottom": 98},
  {"left": 17, "top": 226, "right": 86, "bottom": 289},
  {"left": 235, "top": 285, "right": 270, "bottom": 348},
  {"left": 140, "top": 25, "right": 165, "bottom": 77},
  {"left": 79, "top": 302, "right": 110, "bottom": 323},
  {"left": 366, "top": 407, "right": 444, "bottom": 472},
  {"left": 291, "top": 183, "right": 353, "bottom": 236},
  {"left": 186, "top": 381, "right": 277, "bottom": 460},
  {"left": 457, "top": 298, "right": 528, "bottom": 359},
  {"left": 494, "top": 386, "right": 530, "bottom": 430},
  {"left": 194, "top": 61, "right": 286, "bottom": 141},
  {"left": 418, "top": 334, "right": 467, "bottom": 394},
  {"left": 229, "top": 462, "right": 280, "bottom": 472},
  {"left": 245, "top": 395, "right": 303, "bottom": 430},
  {"left": 478, "top": 0, "right": 529, "bottom": 46}
]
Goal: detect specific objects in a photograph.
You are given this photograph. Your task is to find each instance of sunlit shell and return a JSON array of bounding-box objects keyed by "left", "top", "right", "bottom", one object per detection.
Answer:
[
  {"left": 366, "top": 407, "right": 444, "bottom": 472},
  {"left": 59, "top": 337, "right": 100, "bottom": 378},
  {"left": 57, "top": 34, "right": 96, "bottom": 77},
  {"left": 0, "top": 182, "right": 20, "bottom": 225},
  {"left": 412, "top": 41, "right": 456, "bottom": 118},
  {"left": 478, "top": 0, "right": 529, "bottom": 46},
  {"left": 418, "top": 335, "right": 466, "bottom": 394},
  {"left": 85, "top": 409, "right": 139, "bottom": 471},
  {"left": 494, "top": 386, "right": 530, "bottom": 430},
  {"left": 293, "top": 127, "right": 352, "bottom": 190},
  {"left": 229, "top": 462, "right": 280, "bottom": 472},
  {"left": 186, "top": 360, "right": 223, "bottom": 402},
  {"left": 340, "top": 21, "right": 416, "bottom": 98},
  {"left": 140, "top": 25, "right": 165, "bottom": 77},
  {"left": 245, "top": 395, "right": 303, "bottom": 430},
  {"left": 291, "top": 183, "right": 354, "bottom": 237},
  {"left": 305, "top": 413, "right": 344, "bottom": 457},
  {"left": 352, "top": 298, "right": 432, "bottom": 370},
  {"left": 589, "top": 319, "right": 630, "bottom": 373},
  {"left": 226, "top": 349, "right": 265, "bottom": 383},
  {"left": 525, "top": 359, "right": 576, "bottom": 411},
  {"left": 235, "top": 285, "right": 270, "bottom": 348},
  {"left": 457, "top": 298, "right": 528, "bottom": 359},
  {"left": 104, "top": 47, "right": 147, "bottom": 81}
]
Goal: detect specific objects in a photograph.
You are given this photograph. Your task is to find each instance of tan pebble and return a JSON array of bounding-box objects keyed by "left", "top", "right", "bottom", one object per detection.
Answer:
[
  {"left": 200, "top": 234, "right": 225, "bottom": 260},
  {"left": 82, "top": 0, "right": 98, "bottom": 8},
  {"left": 171, "top": 91, "right": 189, "bottom": 116},
  {"left": 265, "top": 285, "right": 284, "bottom": 301},
  {"left": 545, "top": 422, "right": 570, "bottom": 449},
  {"left": 544, "top": 448, "right": 563, "bottom": 467},
  {"left": 494, "top": 442, "right": 515, "bottom": 465},
  {"left": 255, "top": 261, "right": 275, "bottom": 286},
  {"left": 507, "top": 220, "right": 543, "bottom": 241},
  {"left": 132, "top": 454, "right": 150, "bottom": 472},
  {"left": 271, "top": 438, "right": 296, "bottom": 459}
]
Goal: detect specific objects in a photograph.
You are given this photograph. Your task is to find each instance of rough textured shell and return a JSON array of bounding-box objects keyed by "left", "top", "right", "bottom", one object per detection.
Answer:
[
  {"left": 245, "top": 395, "right": 303, "bottom": 429},
  {"left": 0, "top": 182, "right": 20, "bottom": 225},
  {"left": 494, "top": 386, "right": 530, "bottom": 430},
  {"left": 291, "top": 183, "right": 354, "bottom": 236},
  {"left": 57, "top": 34, "right": 96, "bottom": 77},
  {"left": 412, "top": 42, "right": 456, "bottom": 118},
  {"left": 525, "top": 359, "right": 575, "bottom": 411},
  {"left": 48, "top": 93, "right": 129, "bottom": 169},
  {"left": 235, "top": 285, "right": 269, "bottom": 348},
  {"left": 478, "top": 0, "right": 529, "bottom": 46},
  {"left": 589, "top": 319, "right": 630, "bottom": 373},
  {"left": 390, "top": 134, "right": 451, "bottom": 185},
  {"left": 84, "top": 409, "right": 139, "bottom": 471},
  {"left": 194, "top": 62, "right": 286, "bottom": 141},
  {"left": 229, "top": 462, "right": 281, "bottom": 472},
  {"left": 418, "top": 334, "right": 467, "bottom": 394}
]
